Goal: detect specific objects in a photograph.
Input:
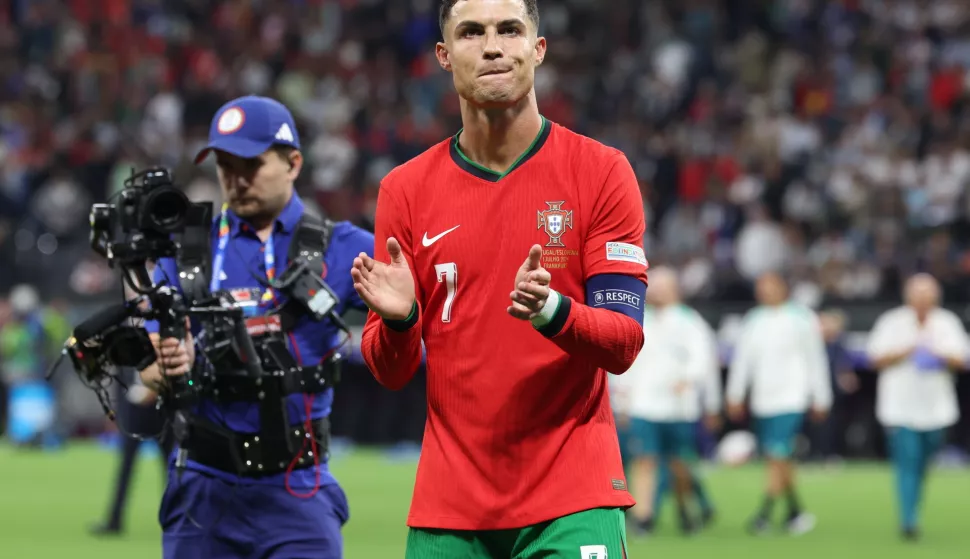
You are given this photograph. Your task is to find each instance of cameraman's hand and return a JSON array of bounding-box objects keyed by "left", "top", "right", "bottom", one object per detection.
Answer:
[{"left": 149, "top": 325, "right": 195, "bottom": 375}]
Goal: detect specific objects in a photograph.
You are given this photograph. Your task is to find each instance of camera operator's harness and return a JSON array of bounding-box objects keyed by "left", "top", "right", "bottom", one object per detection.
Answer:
[{"left": 170, "top": 209, "right": 345, "bottom": 479}]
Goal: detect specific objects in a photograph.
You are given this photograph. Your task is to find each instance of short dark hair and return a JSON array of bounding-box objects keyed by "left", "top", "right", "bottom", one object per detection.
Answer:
[{"left": 439, "top": 0, "right": 540, "bottom": 37}]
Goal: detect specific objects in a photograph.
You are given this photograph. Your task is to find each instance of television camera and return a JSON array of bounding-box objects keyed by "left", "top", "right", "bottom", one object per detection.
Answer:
[{"left": 51, "top": 167, "right": 264, "bottom": 415}]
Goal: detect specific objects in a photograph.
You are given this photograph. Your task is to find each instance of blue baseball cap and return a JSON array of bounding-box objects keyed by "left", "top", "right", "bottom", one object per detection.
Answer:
[{"left": 194, "top": 95, "right": 301, "bottom": 164}]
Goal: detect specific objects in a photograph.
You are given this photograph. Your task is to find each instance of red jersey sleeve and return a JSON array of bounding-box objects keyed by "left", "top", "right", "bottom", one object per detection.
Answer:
[
  {"left": 583, "top": 152, "right": 649, "bottom": 284},
  {"left": 538, "top": 152, "right": 647, "bottom": 373},
  {"left": 360, "top": 178, "right": 423, "bottom": 391}
]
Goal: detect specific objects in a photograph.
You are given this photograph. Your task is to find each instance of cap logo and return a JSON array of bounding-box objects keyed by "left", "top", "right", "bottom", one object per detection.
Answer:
[
  {"left": 217, "top": 107, "right": 245, "bottom": 134},
  {"left": 275, "top": 123, "right": 294, "bottom": 142}
]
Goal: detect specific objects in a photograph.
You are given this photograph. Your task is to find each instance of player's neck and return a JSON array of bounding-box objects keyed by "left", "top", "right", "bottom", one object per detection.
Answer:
[
  {"left": 914, "top": 308, "right": 931, "bottom": 324},
  {"left": 458, "top": 96, "right": 543, "bottom": 174}
]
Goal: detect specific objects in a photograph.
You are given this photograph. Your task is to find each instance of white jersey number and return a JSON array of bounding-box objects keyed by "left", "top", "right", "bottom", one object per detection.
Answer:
[{"left": 434, "top": 262, "right": 458, "bottom": 323}]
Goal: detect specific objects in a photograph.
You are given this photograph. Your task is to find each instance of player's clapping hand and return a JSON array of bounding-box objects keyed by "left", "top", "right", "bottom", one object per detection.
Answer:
[
  {"left": 352, "top": 237, "right": 416, "bottom": 321},
  {"left": 508, "top": 244, "right": 552, "bottom": 320}
]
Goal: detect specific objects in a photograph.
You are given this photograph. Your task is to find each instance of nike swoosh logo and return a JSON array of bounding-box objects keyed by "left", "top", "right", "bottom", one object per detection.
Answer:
[{"left": 422, "top": 225, "right": 461, "bottom": 247}]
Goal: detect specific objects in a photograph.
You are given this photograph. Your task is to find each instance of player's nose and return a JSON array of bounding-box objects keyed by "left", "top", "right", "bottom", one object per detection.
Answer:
[{"left": 482, "top": 31, "right": 503, "bottom": 59}]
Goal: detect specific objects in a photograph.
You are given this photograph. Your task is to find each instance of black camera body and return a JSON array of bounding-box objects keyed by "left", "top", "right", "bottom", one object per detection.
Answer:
[{"left": 90, "top": 168, "right": 192, "bottom": 266}]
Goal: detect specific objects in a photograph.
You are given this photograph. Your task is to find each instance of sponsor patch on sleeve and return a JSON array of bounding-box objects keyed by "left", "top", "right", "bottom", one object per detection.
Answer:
[{"left": 605, "top": 242, "right": 647, "bottom": 266}]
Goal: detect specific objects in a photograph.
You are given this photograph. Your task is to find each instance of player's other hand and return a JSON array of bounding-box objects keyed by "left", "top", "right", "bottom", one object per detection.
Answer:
[
  {"left": 508, "top": 244, "right": 552, "bottom": 320},
  {"left": 726, "top": 402, "right": 746, "bottom": 423},
  {"left": 352, "top": 237, "right": 416, "bottom": 321}
]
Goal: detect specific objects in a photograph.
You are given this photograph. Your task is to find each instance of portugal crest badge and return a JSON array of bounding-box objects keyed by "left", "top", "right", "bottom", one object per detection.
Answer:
[{"left": 537, "top": 201, "right": 573, "bottom": 248}]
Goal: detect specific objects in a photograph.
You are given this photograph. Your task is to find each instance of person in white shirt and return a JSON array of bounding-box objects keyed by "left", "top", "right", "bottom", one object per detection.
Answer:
[
  {"left": 726, "top": 272, "right": 831, "bottom": 536},
  {"left": 610, "top": 267, "right": 719, "bottom": 535},
  {"left": 866, "top": 273, "right": 968, "bottom": 541},
  {"left": 653, "top": 314, "right": 723, "bottom": 530}
]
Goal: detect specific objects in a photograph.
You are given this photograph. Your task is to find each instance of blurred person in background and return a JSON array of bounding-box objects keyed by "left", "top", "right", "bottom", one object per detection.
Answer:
[
  {"left": 611, "top": 267, "right": 719, "bottom": 536},
  {"left": 726, "top": 272, "right": 831, "bottom": 536},
  {"left": 0, "top": 284, "right": 58, "bottom": 447},
  {"left": 811, "top": 308, "right": 859, "bottom": 463},
  {"left": 0, "top": 296, "right": 10, "bottom": 435},
  {"left": 653, "top": 310, "right": 724, "bottom": 530},
  {"left": 866, "top": 273, "right": 968, "bottom": 541},
  {"left": 91, "top": 262, "right": 174, "bottom": 537},
  {"left": 90, "top": 369, "right": 173, "bottom": 537}
]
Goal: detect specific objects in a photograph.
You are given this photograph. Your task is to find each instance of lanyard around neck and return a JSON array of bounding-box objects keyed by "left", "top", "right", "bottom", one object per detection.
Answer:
[{"left": 210, "top": 204, "right": 276, "bottom": 303}]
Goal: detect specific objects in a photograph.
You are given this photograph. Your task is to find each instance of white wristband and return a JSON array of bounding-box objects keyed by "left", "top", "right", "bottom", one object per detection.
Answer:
[{"left": 530, "top": 288, "right": 561, "bottom": 329}]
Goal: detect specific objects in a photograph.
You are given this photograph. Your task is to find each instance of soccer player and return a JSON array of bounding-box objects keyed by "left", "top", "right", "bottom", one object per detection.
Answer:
[
  {"left": 615, "top": 267, "right": 718, "bottom": 535},
  {"left": 726, "top": 272, "right": 831, "bottom": 536},
  {"left": 866, "top": 273, "right": 967, "bottom": 541},
  {"left": 141, "top": 95, "right": 374, "bottom": 558},
  {"left": 352, "top": 0, "right": 649, "bottom": 556}
]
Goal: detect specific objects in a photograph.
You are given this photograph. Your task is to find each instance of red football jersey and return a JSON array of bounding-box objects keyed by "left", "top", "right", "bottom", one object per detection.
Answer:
[{"left": 362, "top": 118, "right": 648, "bottom": 530}]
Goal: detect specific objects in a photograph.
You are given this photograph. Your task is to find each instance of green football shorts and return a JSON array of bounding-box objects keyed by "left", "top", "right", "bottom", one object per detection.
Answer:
[{"left": 404, "top": 507, "right": 626, "bottom": 558}]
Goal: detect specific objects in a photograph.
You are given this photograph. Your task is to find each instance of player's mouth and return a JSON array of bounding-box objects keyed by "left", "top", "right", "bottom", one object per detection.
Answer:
[{"left": 479, "top": 68, "right": 512, "bottom": 77}]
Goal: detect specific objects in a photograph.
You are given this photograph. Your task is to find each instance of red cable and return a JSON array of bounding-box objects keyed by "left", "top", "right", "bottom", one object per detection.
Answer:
[
  {"left": 283, "top": 331, "right": 351, "bottom": 499},
  {"left": 266, "top": 260, "right": 349, "bottom": 499}
]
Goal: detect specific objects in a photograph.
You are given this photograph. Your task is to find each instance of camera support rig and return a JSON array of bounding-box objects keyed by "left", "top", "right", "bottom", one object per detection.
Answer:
[{"left": 55, "top": 166, "right": 346, "bottom": 478}]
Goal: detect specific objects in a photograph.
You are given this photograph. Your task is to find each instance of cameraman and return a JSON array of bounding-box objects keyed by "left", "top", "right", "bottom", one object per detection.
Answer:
[{"left": 140, "top": 96, "right": 374, "bottom": 559}]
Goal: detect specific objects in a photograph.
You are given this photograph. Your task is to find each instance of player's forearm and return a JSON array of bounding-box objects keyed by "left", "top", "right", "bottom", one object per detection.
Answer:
[
  {"left": 534, "top": 295, "right": 643, "bottom": 374},
  {"left": 361, "top": 302, "right": 423, "bottom": 391},
  {"left": 940, "top": 353, "right": 967, "bottom": 371},
  {"left": 871, "top": 349, "right": 911, "bottom": 370},
  {"left": 812, "top": 370, "right": 834, "bottom": 410},
  {"left": 724, "top": 366, "right": 749, "bottom": 406}
]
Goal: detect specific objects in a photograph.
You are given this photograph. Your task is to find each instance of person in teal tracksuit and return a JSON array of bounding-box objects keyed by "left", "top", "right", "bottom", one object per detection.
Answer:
[
  {"left": 866, "top": 273, "right": 967, "bottom": 541},
  {"left": 609, "top": 267, "right": 719, "bottom": 535},
  {"left": 726, "top": 273, "right": 832, "bottom": 536}
]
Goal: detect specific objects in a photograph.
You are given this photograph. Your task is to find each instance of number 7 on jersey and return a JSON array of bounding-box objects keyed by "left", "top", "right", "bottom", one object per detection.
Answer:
[{"left": 434, "top": 262, "right": 458, "bottom": 323}]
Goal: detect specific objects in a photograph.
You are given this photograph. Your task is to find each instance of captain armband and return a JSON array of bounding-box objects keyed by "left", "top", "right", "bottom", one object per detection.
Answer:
[{"left": 585, "top": 274, "right": 646, "bottom": 324}]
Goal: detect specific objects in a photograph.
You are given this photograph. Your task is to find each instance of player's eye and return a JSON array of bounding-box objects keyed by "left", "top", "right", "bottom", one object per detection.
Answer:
[
  {"left": 461, "top": 28, "right": 483, "bottom": 38},
  {"left": 500, "top": 27, "right": 520, "bottom": 36}
]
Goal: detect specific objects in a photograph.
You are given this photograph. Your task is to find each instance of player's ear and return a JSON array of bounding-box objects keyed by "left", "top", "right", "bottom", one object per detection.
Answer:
[
  {"left": 436, "top": 42, "right": 453, "bottom": 72},
  {"left": 534, "top": 36, "right": 547, "bottom": 67}
]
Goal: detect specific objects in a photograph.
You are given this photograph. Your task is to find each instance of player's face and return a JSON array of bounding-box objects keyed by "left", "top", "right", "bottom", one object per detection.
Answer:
[
  {"left": 215, "top": 149, "right": 301, "bottom": 225},
  {"left": 646, "top": 269, "right": 678, "bottom": 306},
  {"left": 436, "top": 0, "right": 546, "bottom": 108},
  {"left": 905, "top": 276, "right": 940, "bottom": 315},
  {"left": 755, "top": 274, "right": 787, "bottom": 306}
]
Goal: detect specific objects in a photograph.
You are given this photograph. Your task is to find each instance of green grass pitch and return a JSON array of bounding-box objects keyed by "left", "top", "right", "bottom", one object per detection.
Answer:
[{"left": 1, "top": 443, "right": 967, "bottom": 558}]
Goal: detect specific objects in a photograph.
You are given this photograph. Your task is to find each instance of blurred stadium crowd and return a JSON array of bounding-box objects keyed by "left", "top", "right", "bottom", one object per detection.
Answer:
[
  {"left": 1, "top": 0, "right": 970, "bottom": 454},
  {"left": 3, "top": 0, "right": 970, "bottom": 304}
]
